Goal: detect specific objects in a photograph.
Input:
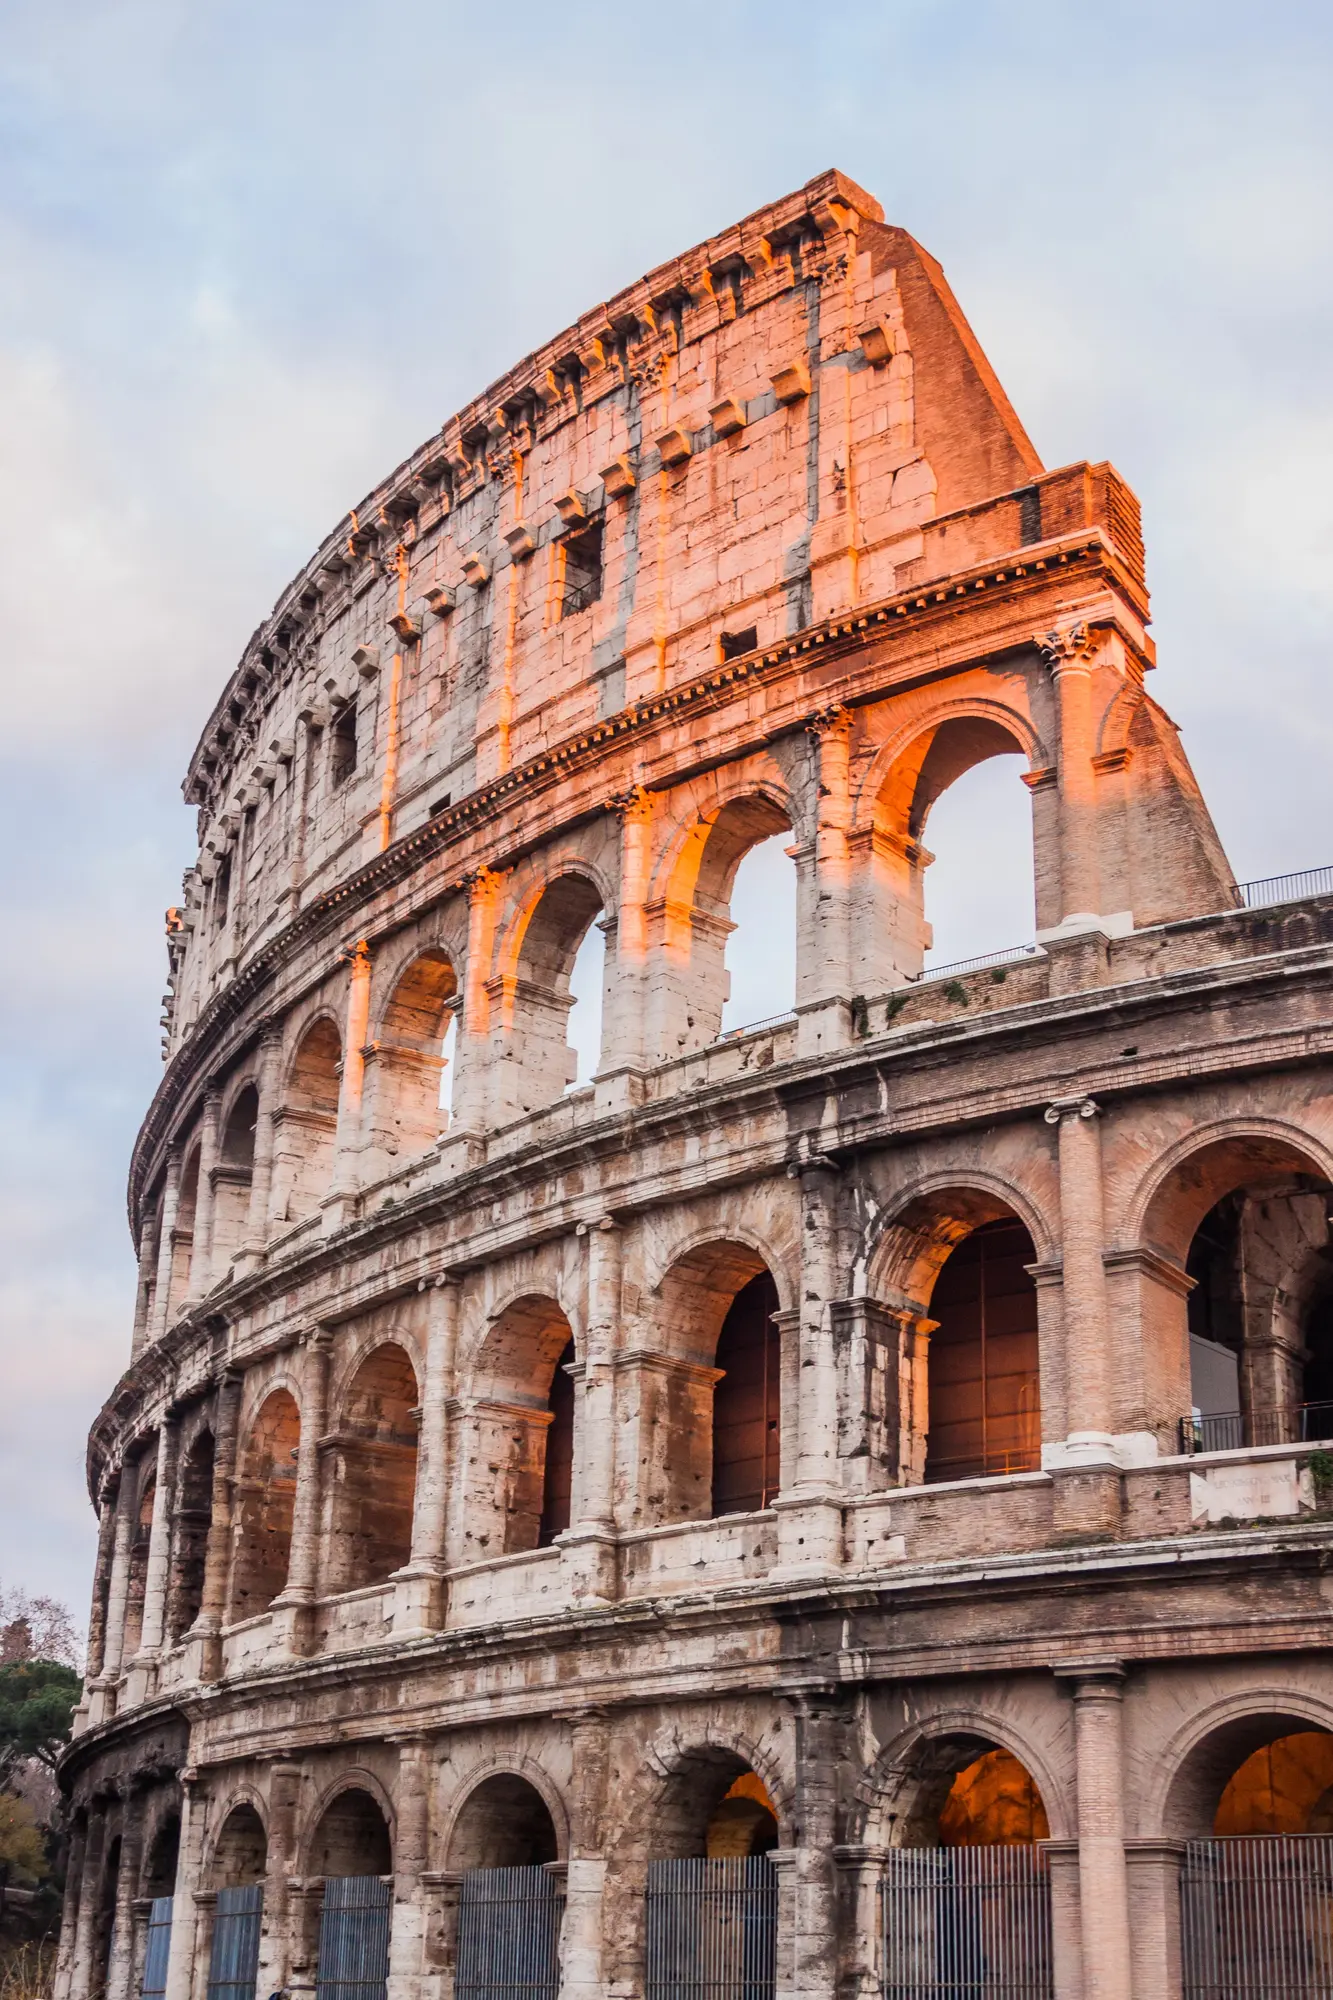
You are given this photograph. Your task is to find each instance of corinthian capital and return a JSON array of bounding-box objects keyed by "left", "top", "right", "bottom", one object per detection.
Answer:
[{"left": 1034, "top": 621, "right": 1095, "bottom": 671}]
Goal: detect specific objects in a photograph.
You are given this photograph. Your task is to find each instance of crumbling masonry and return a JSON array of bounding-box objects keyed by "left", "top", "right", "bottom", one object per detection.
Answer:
[{"left": 58, "top": 173, "right": 1333, "bottom": 2000}]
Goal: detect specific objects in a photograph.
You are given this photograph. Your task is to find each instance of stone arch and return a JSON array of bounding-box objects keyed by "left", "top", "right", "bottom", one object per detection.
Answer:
[
  {"left": 120, "top": 1453, "right": 158, "bottom": 1660},
  {"left": 141, "top": 1801, "right": 182, "bottom": 1898},
  {"left": 365, "top": 947, "right": 459, "bottom": 1168},
  {"left": 493, "top": 865, "right": 611, "bottom": 1116},
  {"left": 855, "top": 1707, "right": 1068, "bottom": 1848},
  {"left": 325, "top": 1341, "right": 420, "bottom": 1592},
  {"left": 863, "top": 1169, "right": 1056, "bottom": 1300},
  {"left": 443, "top": 1766, "right": 563, "bottom": 1871},
  {"left": 205, "top": 1794, "right": 269, "bottom": 1886},
  {"left": 616, "top": 1722, "right": 792, "bottom": 1858},
  {"left": 211, "top": 1081, "right": 259, "bottom": 1271},
  {"left": 228, "top": 1387, "right": 300, "bottom": 1619},
  {"left": 458, "top": 1295, "right": 578, "bottom": 1560},
  {"left": 302, "top": 1775, "right": 395, "bottom": 1878},
  {"left": 1126, "top": 1119, "right": 1333, "bottom": 1263},
  {"left": 166, "top": 1424, "right": 215, "bottom": 1643},
  {"left": 276, "top": 1015, "right": 342, "bottom": 1224},
  {"left": 1154, "top": 1689, "right": 1333, "bottom": 1840},
  {"left": 173, "top": 1142, "right": 202, "bottom": 1308}
]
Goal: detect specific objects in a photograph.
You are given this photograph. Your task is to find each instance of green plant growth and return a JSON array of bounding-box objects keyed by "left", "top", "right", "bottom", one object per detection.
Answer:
[
  {"left": 0, "top": 1665, "right": 81, "bottom": 1787},
  {"left": 1308, "top": 1448, "right": 1333, "bottom": 1503},
  {"left": 944, "top": 980, "right": 969, "bottom": 1007}
]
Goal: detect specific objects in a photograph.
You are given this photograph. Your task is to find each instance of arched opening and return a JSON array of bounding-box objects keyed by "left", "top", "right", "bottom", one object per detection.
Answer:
[
  {"left": 172, "top": 1146, "right": 200, "bottom": 1308},
  {"left": 167, "top": 1429, "right": 214, "bottom": 1643},
  {"left": 924, "top": 1217, "right": 1042, "bottom": 1483},
  {"left": 228, "top": 1390, "right": 300, "bottom": 1619},
  {"left": 210, "top": 1085, "right": 258, "bottom": 1273},
  {"left": 276, "top": 1020, "right": 341, "bottom": 1223},
  {"left": 447, "top": 1774, "right": 559, "bottom": 1872},
  {"left": 720, "top": 832, "right": 797, "bottom": 1037},
  {"left": 1142, "top": 1133, "right": 1333, "bottom": 1452},
  {"left": 1216, "top": 1732, "right": 1333, "bottom": 1835},
  {"left": 538, "top": 1340, "right": 576, "bottom": 1546},
  {"left": 95, "top": 1832, "right": 122, "bottom": 1999},
  {"left": 566, "top": 920, "right": 606, "bottom": 1088},
  {"left": 704, "top": 1774, "right": 780, "bottom": 1858},
  {"left": 641, "top": 1243, "right": 782, "bottom": 1526},
  {"left": 372, "top": 951, "right": 458, "bottom": 1163},
  {"left": 870, "top": 715, "right": 1033, "bottom": 983},
  {"left": 210, "top": 1804, "right": 268, "bottom": 1887},
  {"left": 938, "top": 1749, "right": 1051, "bottom": 1846},
  {"left": 504, "top": 875, "right": 606, "bottom": 1115},
  {"left": 658, "top": 793, "right": 795, "bottom": 1053},
  {"left": 309, "top": 1789, "right": 393, "bottom": 1878},
  {"left": 120, "top": 1465, "right": 157, "bottom": 1660},
  {"left": 144, "top": 1814, "right": 180, "bottom": 1898},
  {"left": 463, "top": 1299, "right": 577, "bottom": 1560},
  {"left": 712, "top": 1274, "right": 781, "bottom": 1516},
  {"left": 326, "top": 1344, "right": 420, "bottom": 1593},
  {"left": 644, "top": 1753, "right": 780, "bottom": 2000}
]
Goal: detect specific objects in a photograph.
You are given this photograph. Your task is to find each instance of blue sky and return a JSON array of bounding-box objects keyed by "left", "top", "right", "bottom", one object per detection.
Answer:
[{"left": 3, "top": 0, "right": 1332, "bottom": 1620}]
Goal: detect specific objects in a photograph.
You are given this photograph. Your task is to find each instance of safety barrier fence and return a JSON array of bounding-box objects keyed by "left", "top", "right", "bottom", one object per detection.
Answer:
[
  {"left": 456, "top": 1865, "right": 566, "bottom": 2000},
  {"left": 646, "top": 1856, "right": 778, "bottom": 2000},
  {"left": 139, "top": 1896, "right": 174, "bottom": 2000},
  {"left": 1182, "top": 1835, "right": 1333, "bottom": 1997},
  {"left": 315, "top": 1875, "right": 392, "bottom": 2000},
  {"left": 1179, "top": 1402, "right": 1333, "bottom": 1455},
  {"left": 880, "top": 1845, "right": 1054, "bottom": 2000},
  {"left": 206, "top": 1883, "right": 263, "bottom": 2000}
]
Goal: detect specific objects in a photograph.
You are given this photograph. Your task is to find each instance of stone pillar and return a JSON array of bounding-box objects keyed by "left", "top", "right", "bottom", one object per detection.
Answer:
[
  {"left": 131, "top": 1211, "right": 160, "bottom": 1360},
  {"left": 796, "top": 707, "right": 854, "bottom": 1057},
  {"left": 193, "top": 1370, "right": 242, "bottom": 1683},
  {"left": 105, "top": 1801, "right": 145, "bottom": 2000},
  {"left": 256, "top": 1759, "right": 303, "bottom": 1999},
  {"left": 563, "top": 1221, "right": 620, "bottom": 1603},
  {"left": 1042, "top": 625, "right": 1103, "bottom": 927},
  {"left": 599, "top": 787, "right": 652, "bottom": 1093},
  {"left": 397, "top": 1277, "right": 460, "bottom": 1633},
  {"left": 1125, "top": 1838, "right": 1186, "bottom": 2000},
  {"left": 53, "top": 1814, "right": 89, "bottom": 2000},
  {"left": 161, "top": 1772, "right": 203, "bottom": 2000},
  {"left": 775, "top": 1160, "right": 844, "bottom": 1574},
  {"left": 329, "top": 939, "right": 373, "bottom": 1202},
  {"left": 449, "top": 870, "right": 503, "bottom": 1142},
  {"left": 388, "top": 1736, "right": 432, "bottom": 2000},
  {"left": 241, "top": 1025, "right": 284, "bottom": 1259},
  {"left": 189, "top": 1089, "right": 222, "bottom": 1296},
  {"left": 85, "top": 1484, "right": 121, "bottom": 1685},
  {"left": 1062, "top": 1664, "right": 1132, "bottom": 2000},
  {"left": 128, "top": 1414, "right": 181, "bottom": 1698},
  {"left": 100, "top": 1471, "right": 140, "bottom": 1696},
  {"left": 562, "top": 1710, "right": 610, "bottom": 2000},
  {"left": 1045, "top": 1097, "right": 1120, "bottom": 1524},
  {"left": 832, "top": 1846, "right": 884, "bottom": 2000},
  {"left": 780, "top": 1695, "right": 845, "bottom": 2000},
  {"left": 276, "top": 1329, "right": 331, "bottom": 1652},
  {"left": 149, "top": 1148, "right": 184, "bottom": 1344},
  {"left": 67, "top": 1806, "right": 108, "bottom": 2000}
]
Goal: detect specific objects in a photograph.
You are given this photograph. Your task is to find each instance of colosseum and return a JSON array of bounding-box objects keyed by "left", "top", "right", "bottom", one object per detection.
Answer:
[{"left": 56, "top": 169, "right": 1333, "bottom": 2000}]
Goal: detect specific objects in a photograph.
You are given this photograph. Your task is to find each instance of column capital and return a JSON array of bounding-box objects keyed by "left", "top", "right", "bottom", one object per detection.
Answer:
[
  {"left": 1034, "top": 619, "right": 1096, "bottom": 672},
  {"left": 805, "top": 701, "right": 851, "bottom": 741},
  {"left": 1054, "top": 1657, "right": 1127, "bottom": 1695},
  {"left": 1045, "top": 1094, "right": 1100, "bottom": 1125},
  {"left": 606, "top": 783, "right": 652, "bottom": 823},
  {"left": 337, "top": 935, "right": 372, "bottom": 969}
]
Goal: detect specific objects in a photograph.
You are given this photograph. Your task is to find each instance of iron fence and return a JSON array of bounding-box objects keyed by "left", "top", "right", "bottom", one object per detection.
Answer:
[
  {"left": 139, "top": 1897, "right": 173, "bottom": 2000},
  {"left": 455, "top": 1865, "right": 565, "bottom": 2000},
  {"left": 915, "top": 945, "right": 1045, "bottom": 984},
  {"left": 645, "top": 1856, "right": 778, "bottom": 2000},
  {"left": 1179, "top": 1403, "right": 1333, "bottom": 1455},
  {"left": 880, "top": 1846, "right": 1053, "bottom": 1999},
  {"left": 1239, "top": 866, "right": 1333, "bottom": 910},
  {"left": 315, "top": 1875, "right": 392, "bottom": 2000},
  {"left": 206, "top": 1884, "right": 263, "bottom": 2000},
  {"left": 1182, "top": 1835, "right": 1333, "bottom": 1996}
]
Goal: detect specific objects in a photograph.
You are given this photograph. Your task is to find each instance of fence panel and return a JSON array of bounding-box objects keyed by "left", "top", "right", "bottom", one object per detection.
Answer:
[
  {"left": 206, "top": 1884, "right": 264, "bottom": 2000},
  {"left": 1182, "top": 1835, "right": 1333, "bottom": 1997},
  {"left": 455, "top": 1864, "right": 565, "bottom": 2000},
  {"left": 880, "top": 1846, "right": 1053, "bottom": 2000},
  {"left": 140, "top": 1896, "right": 174, "bottom": 2000},
  {"left": 316, "top": 1875, "right": 392, "bottom": 2000},
  {"left": 645, "top": 1856, "right": 778, "bottom": 2000}
]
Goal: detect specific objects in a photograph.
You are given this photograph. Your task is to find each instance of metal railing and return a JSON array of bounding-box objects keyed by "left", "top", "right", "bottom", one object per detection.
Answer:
[
  {"left": 880, "top": 1846, "right": 1053, "bottom": 1999},
  {"left": 1182, "top": 1835, "right": 1333, "bottom": 1996},
  {"left": 1179, "top": 1402, "right": 1333, "bottom": 1456},
  {"left": 206, "top": 1884, "right": 263, "bottom": 2000},
  {"left": 915, "top": 944, "right": 1045, "bottom": 984},
  {"left": 315, "top": 1876, "right": 392, "bottom": 2000},
  {"left": 646, "top": 1856, "right": 778, "bottom": 2000},
  {"left": 1239, "top": 865, "right": 1333, "bottom": 910},
  {"left": 717, "top": 1012, "right": 797, "bottom": 1041},
  {"left": 456, "top": 1866, "right": 565, "bottom": 2000},
  {"left": 139, "top": 1898, "right": 174, "bottom": 2000}
]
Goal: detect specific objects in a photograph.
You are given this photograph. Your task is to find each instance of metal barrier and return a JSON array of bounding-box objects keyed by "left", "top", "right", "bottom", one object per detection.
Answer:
[
  {"left": 139, "top": 1897, "right": 174, "bottom": 2000},
  {"left": 1239, "top": 865, "right": 1333, "bottom": 909},
  {"left": 645, "top": 1856, "right": 778, "bottom": 2000},
  {"left": 315, "top": 1876, "right": 392, "bottom": 2000},
  {"left": 1181, "top": 1835, "right": 1333, "bottom": 1996},
  {"left": 880, "top": 1846, "right": 1053, "bottom": 1999},
  {"left": 915, "top": 945, "right": 1046, "bottom": 984},
  {"left": 206, "top": 1884, "right": 263, "bottom": 2000},
  {"left": 1179, "top": 1403, "right": 1333, "bottom": 1455},
  {"left": 455, "top": 1865, "right": 565, "bottom": 2000}
]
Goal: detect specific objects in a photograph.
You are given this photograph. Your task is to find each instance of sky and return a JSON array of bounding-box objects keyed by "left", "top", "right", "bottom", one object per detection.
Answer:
[{"left": 3, "top": 0, "right": 1332, "bottom": 1621}]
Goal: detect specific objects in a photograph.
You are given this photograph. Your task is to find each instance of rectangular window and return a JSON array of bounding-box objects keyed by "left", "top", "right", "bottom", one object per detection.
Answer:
[
  {"left": 330, "top": 701, "right": 358, "bottom": 787},
  {"left": 720, "top": 626, "right": 757, "bottom": 661},
  {"left": 213, "top": 854, "right": 231, "bottom": 929},
  {"left": 561, "top": 521, "right": 603, "bottom": 619}
]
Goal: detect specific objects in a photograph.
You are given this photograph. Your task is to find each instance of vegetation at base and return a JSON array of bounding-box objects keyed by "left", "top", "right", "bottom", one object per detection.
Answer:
[{"left": 0, "top": 1667, "right": 81, "bottom": 1788}]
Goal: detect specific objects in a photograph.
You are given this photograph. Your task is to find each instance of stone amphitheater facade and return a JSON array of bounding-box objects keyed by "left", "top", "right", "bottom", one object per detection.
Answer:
[{"left": 57, "top": 172, "right": 1333, "bottom": 2000}]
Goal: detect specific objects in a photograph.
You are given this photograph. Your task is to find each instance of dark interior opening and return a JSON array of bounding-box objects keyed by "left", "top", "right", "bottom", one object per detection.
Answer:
[
  {"left": 537, "top": 1339, "right": 576, "bottom": 1546},
  {"left": 561, "top": 521, "right": 603, "bottom": 618},
  {"left": 711, "top": 1272, "right": 781, "bottom": 1515},
  {"left": 925, "top": 1218, "right": 1041, "bottom": 1483},
  {"left": 330, "top": 701, "right": 358, "bottom": 787}
]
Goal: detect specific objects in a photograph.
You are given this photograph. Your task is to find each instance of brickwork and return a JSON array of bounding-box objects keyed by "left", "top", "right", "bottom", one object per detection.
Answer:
[{"left": 59, "top": 174, "right": 1333, "bottom": 2000}]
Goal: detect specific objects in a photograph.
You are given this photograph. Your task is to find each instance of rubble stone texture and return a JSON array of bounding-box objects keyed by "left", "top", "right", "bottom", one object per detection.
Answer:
[{"left": 56, "top": 171, "right": 1333, "bottom": 2000}]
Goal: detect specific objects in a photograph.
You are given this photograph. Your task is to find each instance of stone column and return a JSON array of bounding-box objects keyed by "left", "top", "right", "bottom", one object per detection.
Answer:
[
  {"left": 128, "top": 1415, "right": 181, "bottom": 1699},
  {"left": 1125, "top": 1838, "right": 1186, "bottom": 2000},
  {"left": 52, "top": 1814, "right": 89, "bottom": 2000},
  {"left": 67, "top": 1806, "right": 108, "bottom": 2000},
  {"left": 1041, "top": 624, "right": 1103, "bottom": 926},
  {"left": 562, "top": 1221, "right": 620, "bottom": 1603},
  {"left": 131, "top": 1211, "right": 160, "bottom": 1361},
  {"left": 560, "top": 1711, "right": 610, "bottom": 2000},
  {"left": 775, "top": 1160, "right": 844, "bottom": 1573},
  {"left": 450, "top": 868, "right": 503, "bottom": 1142},
  {"left": 796, "top": 707, "right": 854, "bottom": 1057},
  {"left": 396, "top": 1276, "right": 460, "bottom": 1634},
  {"left": 832, "top": 1846, "right": 885, "bottom": 2000},
  {"left": 1046, "top": 1097, "right": 1121, "bottom": 1530},
  {"left": 85, "top": 1483, "right": 122, "bottom": 1685},
  {"left": 275, "top": 1329, "right": 331, "bottom": 1653},
  {"left": 149, "top": 1148, "right": 184, "bottom": 1344},
  {"left": 100, "top": 1470, "right": 140, "bottom": 1697},
  {"left": 780, "top": 1694, "right": 846, "bottom": 2000},
  {"left": 242, "top": 1024, "right": 284, "bottom": 1258},
  {"left": 189, "top": 1089, "right": 222, "bottom": 1296},
  {"left": 388, "top": 1736, "right": 432, "bottom": 2000},
  {"left": 193, "top": 1370, "right": 242, "bottom": 1682},
  {"left": 599, "top": 787, "right": 651, "bottom": 1092},
  {"left": 329, "top": 939, "right": 373, "bottom": 1202},
  {"left": 257, "top": 1760, "right": 303, "bottom": 2000},
  {"left": 1061, "top": 1664, "right": 1132, "bottom": 2000},
  {"left": 105, "top": 1801, "right": 145, "bottom": 2000},
  {"left": 162, "top": 1771, "right": 202, "bottom": 2000}
]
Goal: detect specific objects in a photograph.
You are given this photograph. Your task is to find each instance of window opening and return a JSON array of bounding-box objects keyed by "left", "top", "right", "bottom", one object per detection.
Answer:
[
  {"left": 561, "top": 520, "right": 603, "bottom": 618},
  {"left": 925, "top": 1219, "right": 1041, "bottom": 1482},
  {"left": 565, "top": 919, "right": 605, "bottom": 1088},
  {"left": 438, "top": 1011, "right": 458, "bottom": 1125},
  {"left": 712, "top": 1272, "right": 781, "bottom": 1515},
  {"left": 720, "top": 627, "right": 757, "bottom": 661},
  {"left": 920, "top": 752, "right": 1031, "bottom": 970},
  {"left": 720, "top": 836, "right": 796, "bottom": 1035},
  {"left": 213, "top": 854, "right": 231, "bottom": 930},
  {"left": 537, "top": 1339, "right": 576, "bottom": 1546},
  {"left": 330, "top": 701, "right": 358, "bottom": 788}
]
